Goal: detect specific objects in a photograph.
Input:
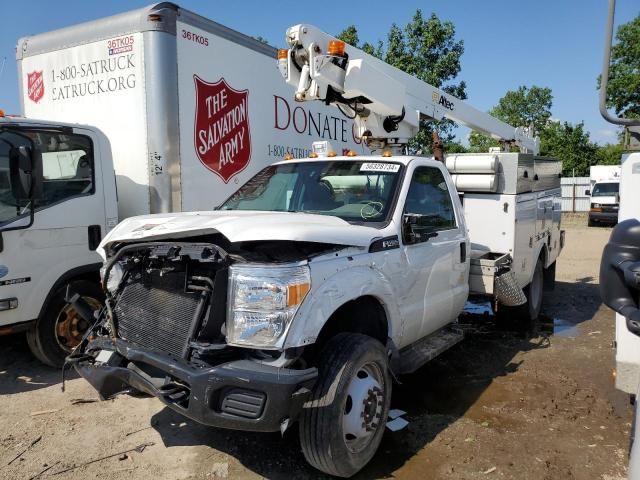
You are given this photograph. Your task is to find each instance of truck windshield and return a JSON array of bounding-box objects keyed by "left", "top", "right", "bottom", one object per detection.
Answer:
[
  {"left": 592, "top": 183, "right": 619, "bottom": 196},
  {"left": 219, "top": 160, "right": 402, "bottom": 224}
]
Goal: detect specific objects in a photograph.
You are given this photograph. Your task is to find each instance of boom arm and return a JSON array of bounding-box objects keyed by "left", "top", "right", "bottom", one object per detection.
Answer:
[{"left": 279, "top": 24, "right": 539, "bottom": 154}]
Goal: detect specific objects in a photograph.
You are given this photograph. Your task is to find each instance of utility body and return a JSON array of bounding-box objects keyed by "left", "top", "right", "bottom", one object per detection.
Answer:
[
  {"left": 69, "top": 23, "right": 564, "bottom": 477},
  {"left": 2, "top": 3, "right": 363, "bottom": 366}
]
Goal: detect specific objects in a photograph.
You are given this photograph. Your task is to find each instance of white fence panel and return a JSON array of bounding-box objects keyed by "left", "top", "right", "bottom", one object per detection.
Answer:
[{"left": 561, "top": 177, "right": 590, "bottom": 212}]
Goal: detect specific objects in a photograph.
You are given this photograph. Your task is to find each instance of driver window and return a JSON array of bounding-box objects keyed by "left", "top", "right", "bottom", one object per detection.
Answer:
[{"left": 404, "top": 166, "right": 456, "bottom": 232}]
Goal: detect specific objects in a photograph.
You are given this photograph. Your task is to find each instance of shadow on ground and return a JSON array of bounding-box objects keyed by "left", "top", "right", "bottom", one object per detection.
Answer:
[{"left": 0, "top": 333, "right": 65, "bottom": 395}]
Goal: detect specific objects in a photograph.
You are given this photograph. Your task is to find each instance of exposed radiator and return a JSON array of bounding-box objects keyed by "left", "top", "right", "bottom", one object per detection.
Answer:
[{"left": 114, "top": 270, "right": 201, "bottom": 358}]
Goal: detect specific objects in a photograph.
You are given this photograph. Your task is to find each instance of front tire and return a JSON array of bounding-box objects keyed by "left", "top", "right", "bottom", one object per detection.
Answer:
[
  {"left": 299, "top": 333, "right": 392, "bottom": 478},
  {"left": 27, "top": 280, "right": 104, "bottom": 367}
]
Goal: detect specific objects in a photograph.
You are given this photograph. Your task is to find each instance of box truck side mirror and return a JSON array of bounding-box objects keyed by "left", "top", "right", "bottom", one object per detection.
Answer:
[
  {"left": 585, "top": 189, "right": 590, "bottom": 196},
  {"left": 9, "top": 145, "right": 35, "bottom": 204}
]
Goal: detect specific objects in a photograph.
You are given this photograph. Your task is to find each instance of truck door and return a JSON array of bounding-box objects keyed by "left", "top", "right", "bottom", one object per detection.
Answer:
[
  {"left": 0, "top": 127, "right": 106, "bottom": 332},
  {"left": 400, "top": 165, "right": 468, "bottom": 341}
]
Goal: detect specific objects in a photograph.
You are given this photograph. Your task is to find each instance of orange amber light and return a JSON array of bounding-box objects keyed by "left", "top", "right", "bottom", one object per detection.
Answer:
[{"left": 327, "top": 40, "right": 346, "bottom": 56}]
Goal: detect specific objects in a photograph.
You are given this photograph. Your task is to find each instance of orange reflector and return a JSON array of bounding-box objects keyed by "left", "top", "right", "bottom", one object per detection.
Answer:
[
  {"left": 327, "top": 40, "right": 346, "bottom": 56},
  {"left": 590, "top": 207, "right": 603, "bottom": 213},
  {"left": 0, "top": 109, "right": 4, "bottom": 117},
  {"left": 288, "top": 283, "right": 310, "bottom": 306},
  {"left": 308, "top": 152, "right": 318, "bottom": 158},
  {"left": 277, "top": 49, "right": 289, "bottom": 60},
  {"left": 382, "top": 150, "right": 393, "bottom": 157},
  {"left": 327, "top": 151, "right": 337, "bottom": 157},
  {"left": 284, "top": 153, "right": 294, "bottom": 160},
  {"left": 346, "top": 150, "right": 357, "bottom": 157}
]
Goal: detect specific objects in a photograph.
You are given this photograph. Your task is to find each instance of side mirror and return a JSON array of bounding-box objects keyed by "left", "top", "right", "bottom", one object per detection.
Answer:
[
  {"left": 402, "top": 213, "right": 438, "bottom": 244},
  {"left": 9, "top": 145, "right": 34, "bottom": 205},
  {"left": 403, "top": 214, "right": 417, "bottom": 244},
  {"left": 585, "top": 189, "right": 590, "bottom": 196}
]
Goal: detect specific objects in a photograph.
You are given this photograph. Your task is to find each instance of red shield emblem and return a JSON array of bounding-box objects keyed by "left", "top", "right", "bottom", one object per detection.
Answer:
[
  {"left": 27, "top": 71, "right": 45, "bottom": 103},
  {"left": 194, "top": 75, "right": 251, "bottom": 183}
]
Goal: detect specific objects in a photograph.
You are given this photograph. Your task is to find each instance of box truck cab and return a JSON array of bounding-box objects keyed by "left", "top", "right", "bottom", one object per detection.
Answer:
[
  {"left": 10, "top": 3, "right": 365, "bottom": 366},
  {"left": 0, "top": 115, "right": 116, "bottom": 366},
  {"left": 588, "top": 165, "right": 621, "bottom": 226}
]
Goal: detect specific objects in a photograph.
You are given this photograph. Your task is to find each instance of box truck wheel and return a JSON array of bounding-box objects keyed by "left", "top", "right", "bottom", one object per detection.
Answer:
[
  {"left": 27, "top": 280, "right": 104, "bottom": 368},
  {"left": 299, "top": 333, "right": 392, "bottom": 478}
]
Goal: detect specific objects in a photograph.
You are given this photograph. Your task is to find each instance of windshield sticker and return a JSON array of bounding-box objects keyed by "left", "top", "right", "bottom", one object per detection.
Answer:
[{"left": 360, "top": 162, "right": 400, "bottom": 173}]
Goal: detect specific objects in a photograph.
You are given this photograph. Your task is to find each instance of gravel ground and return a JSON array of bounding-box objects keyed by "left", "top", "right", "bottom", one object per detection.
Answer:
[{"left": 0, "top": 215, "right": 632, "bottom": 480}]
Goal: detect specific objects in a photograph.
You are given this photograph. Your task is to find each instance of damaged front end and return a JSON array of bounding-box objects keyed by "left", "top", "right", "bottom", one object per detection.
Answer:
[{"left": 68, "top": 241, "right": 317, "bottom": 432}]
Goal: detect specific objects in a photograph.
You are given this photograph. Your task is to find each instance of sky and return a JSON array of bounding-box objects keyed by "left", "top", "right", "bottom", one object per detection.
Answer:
[{"left": 0, "top": 0, "right": 637, "bottom": 145}]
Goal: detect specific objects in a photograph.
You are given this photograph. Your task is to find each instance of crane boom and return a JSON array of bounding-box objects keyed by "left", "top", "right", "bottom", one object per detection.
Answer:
[{"left": 279, "top": 24, "right": 539, "bottom": 154}]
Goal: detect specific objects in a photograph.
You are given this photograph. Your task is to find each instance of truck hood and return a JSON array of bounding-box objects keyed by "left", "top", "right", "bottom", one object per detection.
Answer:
[{"left": 98, "top": 210, "right": 382, "bottom": 259}]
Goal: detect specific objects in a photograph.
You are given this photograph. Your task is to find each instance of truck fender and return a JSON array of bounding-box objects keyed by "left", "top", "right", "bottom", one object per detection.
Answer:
[
  {"left": 36, "top": 263, "right": 102, "bottom": 321},
  {"left": 283, "top": 265, "right": 403, "bottom": 349}
]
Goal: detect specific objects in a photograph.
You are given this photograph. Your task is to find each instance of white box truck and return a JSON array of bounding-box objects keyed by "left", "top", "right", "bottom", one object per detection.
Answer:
[
  {"left": 588, "top": 164, "right": 621, "bottom": 226},
  {"left": 2, "top": 3, "right": 364, "bottom": 366}
]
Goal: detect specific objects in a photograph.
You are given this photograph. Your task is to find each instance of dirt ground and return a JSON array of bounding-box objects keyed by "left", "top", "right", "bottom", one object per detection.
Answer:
[{"left": 0, "top": 214, "right": 632, "bottom": 480}]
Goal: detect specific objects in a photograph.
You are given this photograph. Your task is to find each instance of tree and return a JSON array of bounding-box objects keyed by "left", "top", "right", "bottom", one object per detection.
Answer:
[
  {"left": 595, "top": 142, "right": 625, "bottom": 166},
  {"left": 469, "top": 86, "right": 553, "bottom": 152},
  {"left": 598, "top": 15, "right": 640, "bottom": 119},
  {"left": 337, "top": 10, "right": 466, "bottom": 152},
  {"left": 540, "top": 121, "right": 598, "bottom": 176}
]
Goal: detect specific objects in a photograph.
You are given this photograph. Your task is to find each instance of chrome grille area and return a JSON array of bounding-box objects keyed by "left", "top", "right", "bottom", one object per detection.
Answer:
[{"left": 114, "top": 271, "right": 200, "bottom": 358}]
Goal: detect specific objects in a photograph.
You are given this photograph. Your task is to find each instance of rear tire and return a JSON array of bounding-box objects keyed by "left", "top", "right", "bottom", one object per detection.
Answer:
[
  {"left": 299, "top": 333, "right": 392, "bottom": 478},
  {"left": 27, "top": 280, "right": 104, "bottom": 368},
  {"left": 496, "top": 258, "right": 544, "bottom": 328},
  {"left": 588, "top": 217, "right": 595, "bottom": 227}
]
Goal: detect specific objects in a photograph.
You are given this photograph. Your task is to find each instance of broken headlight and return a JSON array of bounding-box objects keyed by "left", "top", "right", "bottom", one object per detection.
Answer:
[
  {"left": 227, "top": 264, "right": 310, "bottom": 348},
  {"left": 100, "top": 262, "right": 124, "bottom": 294}
]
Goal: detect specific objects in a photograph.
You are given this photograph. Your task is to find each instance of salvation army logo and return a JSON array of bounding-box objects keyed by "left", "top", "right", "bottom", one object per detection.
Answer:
[
  {"left": 27, "top": 71, "right": 45, "bottom": 103},
  {"left": 194, "top": 75, "right": 251, "bottom": 183}
]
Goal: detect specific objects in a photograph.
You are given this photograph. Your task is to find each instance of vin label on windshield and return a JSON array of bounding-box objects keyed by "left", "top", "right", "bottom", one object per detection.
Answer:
[{"left": 360, "top": 162, "right": 400, "bottom": 173}]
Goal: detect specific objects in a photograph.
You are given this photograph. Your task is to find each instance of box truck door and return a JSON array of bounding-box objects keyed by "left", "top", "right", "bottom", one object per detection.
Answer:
[{"left": 0, "top": 127, "right": 107, "bottom": 328}]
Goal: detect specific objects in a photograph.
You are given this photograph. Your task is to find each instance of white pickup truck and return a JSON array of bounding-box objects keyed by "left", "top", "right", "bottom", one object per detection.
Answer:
[
  {"left": 69, "top": 23, "right": 564, "bottom": 478},
  {"left": 70, "top": 145, "right": 562, "bottom": 477}
]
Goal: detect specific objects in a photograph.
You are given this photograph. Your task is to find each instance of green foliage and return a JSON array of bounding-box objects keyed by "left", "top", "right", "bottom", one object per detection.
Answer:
[
  {"left": 443, "top": 142, "right": 468, "bottom": 154},
  {"left": 468, "top": 86, "right": 552, "bottom": 152},
  {"left": 337, "top": 10, "right": 466, "bottom": 153},
  {"left": 598, "top": 15, "right": 640, "bottom": 119},
  {"left": 539, "top": 121, "right": 598, "bottom": 176},
  {"left": 595, "top": 142, "right": 625, "bottom": 166}
]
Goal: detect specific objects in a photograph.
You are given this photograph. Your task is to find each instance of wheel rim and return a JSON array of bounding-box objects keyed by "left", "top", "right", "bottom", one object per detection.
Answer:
[
  {"left": 342, "top": 361, "right": 385, "bottom": 454},
  {"left": 55, "top": 297, "right": 102, "bottom": 352}
]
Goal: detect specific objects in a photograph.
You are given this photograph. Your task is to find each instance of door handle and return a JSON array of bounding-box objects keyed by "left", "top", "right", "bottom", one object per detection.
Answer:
[
  {"left": 459, "top": 242, "right": 467, "bottom": 263},
  {"left": 88, "top": 225, "right": 101, "bottom": 251}
]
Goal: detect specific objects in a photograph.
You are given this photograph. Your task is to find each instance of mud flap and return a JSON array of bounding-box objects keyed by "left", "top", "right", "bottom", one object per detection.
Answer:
[{"left": 495, "top": 271, "right": 527, "bottom": 307}]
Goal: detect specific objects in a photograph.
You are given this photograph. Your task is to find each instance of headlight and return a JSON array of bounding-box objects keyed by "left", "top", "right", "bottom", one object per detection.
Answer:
[
  {"left": 592, "top": 203, "right": 601, "bottom": 209},
  {"left": 227, "top": 264, "right": 310, "bottom": 347},
  {"left": 100, "top": 262, "right": 124, "bottom": 294}
]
